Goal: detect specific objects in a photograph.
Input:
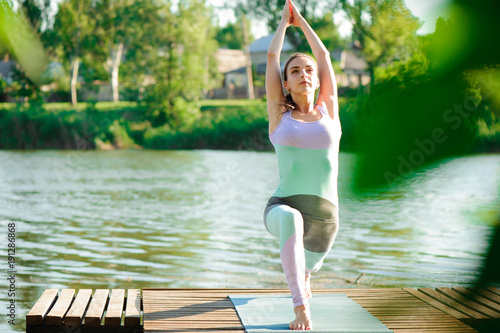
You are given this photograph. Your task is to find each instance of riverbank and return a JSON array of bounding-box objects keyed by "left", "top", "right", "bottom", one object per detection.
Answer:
[
  {"left": 0, "top": 99, "right": 354, "bottom": 151},
  {"left": 0, "top": 100, "right": 266, "bottom": 150},
  {"left": 0, "top": 99, "right": 497, "bottom": 152}
]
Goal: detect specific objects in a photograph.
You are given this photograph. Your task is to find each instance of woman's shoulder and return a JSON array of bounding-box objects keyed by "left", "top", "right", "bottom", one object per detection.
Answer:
[
  {"left": 268, "top": 101, "right": 290, "bottom": 136},
  {"left": 315, "top": 103, "right": 330, "bottom": 117},
  {"left": 316, "top": 101, "right": 338, "bottom": 121}
]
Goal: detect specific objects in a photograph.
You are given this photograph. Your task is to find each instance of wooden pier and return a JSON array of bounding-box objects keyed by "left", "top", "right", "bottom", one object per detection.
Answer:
[{"left": 26, "top": 287, "right": 500, "bottom": 332}]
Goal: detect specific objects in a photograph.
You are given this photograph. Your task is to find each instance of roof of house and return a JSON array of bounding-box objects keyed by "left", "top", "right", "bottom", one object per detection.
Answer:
[
  {"left": 340, "top": 50, "right": 368, "bottom": 71},
  {"left": 214, "top": 49, "right": 247, "bottom": 74},
  {"left": 331, "top": 48, "right": 342, "bottom": 62},
  {"left": 249, "top": 34, "right": 294, "bottom": 54},
  {"left": 0, "top": 60, "right": 15, "bottom": 78}
]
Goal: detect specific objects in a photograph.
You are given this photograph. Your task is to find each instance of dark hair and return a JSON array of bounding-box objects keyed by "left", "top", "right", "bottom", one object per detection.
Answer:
[{"left": 282, "top": 53, "right": 317, "bottom": 112}]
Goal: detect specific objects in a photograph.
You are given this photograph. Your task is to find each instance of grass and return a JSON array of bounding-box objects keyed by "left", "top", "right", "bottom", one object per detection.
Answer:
[
  {"left": 198, "top": 99, "right": 266, "bottom": 107},
  {"left": 0, "top": 101, "right": 140, "bottom": 112},
  {"left": 0, "top": 97, "right": 346, "bottom": 112}
]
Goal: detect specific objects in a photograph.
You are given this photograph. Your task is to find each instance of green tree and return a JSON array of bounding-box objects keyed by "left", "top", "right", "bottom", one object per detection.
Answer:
[
  {"left": 51, "top": 0, "right": 96, "bottom": 105},
  {"left": 216, "top": 17, "right": 254, "bottom": 50},
  {"left": 340, "top": 0, "right": 420, "bottom": 84},
  {"left": 117, "top": 0, "right": 163, "bottom": 102},
  {"left": 230, "top": 0, "right": 343, "bottom": 53},
  {"left": 296, "top": 11, "right": 345, "bottom": 53},
  {"left": 121, "top": 0, "right": 220, "bottom": 128},
  {"left": 92, "top": 0, "right": 154, "bottom": 103},
  {"left": 233, "top": 0, "right": 333, "bottom": 31},
  {"left": 18, "top": 0, "right": 50, "bottom": 34}
]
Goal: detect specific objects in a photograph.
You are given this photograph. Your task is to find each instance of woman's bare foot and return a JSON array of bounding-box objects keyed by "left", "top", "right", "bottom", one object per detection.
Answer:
[
  {"left": 305, "top": 274, "right": 312, "bottom": 299},
  {"left": 289, "top": 304, "right": 313, "bottom": 330}
]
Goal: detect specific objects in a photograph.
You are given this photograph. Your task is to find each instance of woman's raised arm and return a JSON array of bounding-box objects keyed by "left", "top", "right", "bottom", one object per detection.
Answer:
[
  {"left": 266, "top": 1, "right": 292, "bottom": 134},
  {"left": 290, "top": 1, "right": 338, "bottom": 119}
]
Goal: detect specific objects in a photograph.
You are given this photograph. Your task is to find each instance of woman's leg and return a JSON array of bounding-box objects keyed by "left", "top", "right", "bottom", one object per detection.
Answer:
[
  {"left": 304, "top": 249, "right": 329, "bottom": 299},
  {"left": 265, "top": 204, "right": 308, "bottom": 307},
  {"left": 305, "top": 249, "right": 329, "bottom": 274},
  {"left": 265, "top": 204, "right": 312, "bottom": 330}
]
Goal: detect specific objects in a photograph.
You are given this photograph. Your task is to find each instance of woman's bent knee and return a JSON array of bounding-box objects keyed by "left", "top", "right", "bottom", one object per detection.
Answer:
[{"left": 265, "top": 205, "right": 303, "bottom": 238}]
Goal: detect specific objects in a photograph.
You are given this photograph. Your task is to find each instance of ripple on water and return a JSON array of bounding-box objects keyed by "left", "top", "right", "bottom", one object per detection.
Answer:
[{"left": 0, "top": 150, "right": 498, "bottom": 332}]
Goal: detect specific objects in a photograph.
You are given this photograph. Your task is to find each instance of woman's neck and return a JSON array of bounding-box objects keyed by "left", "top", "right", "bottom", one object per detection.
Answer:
[{"left": 291, "top": 93, "right": 315, "bottom": 113}]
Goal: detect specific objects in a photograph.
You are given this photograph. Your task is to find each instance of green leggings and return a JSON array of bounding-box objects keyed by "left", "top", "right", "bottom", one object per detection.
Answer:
[{"left": 264, "top": 202, "right": 338, "bottom": 307}]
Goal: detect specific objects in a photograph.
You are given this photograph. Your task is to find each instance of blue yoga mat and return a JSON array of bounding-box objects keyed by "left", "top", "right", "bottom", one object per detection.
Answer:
[{"left": 229, "top": 294, "right": 393, "bottom": 333}]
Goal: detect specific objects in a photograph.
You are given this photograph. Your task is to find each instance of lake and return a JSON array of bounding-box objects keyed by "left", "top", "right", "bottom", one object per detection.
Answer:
[{"left": 0, "top": 149, "right": 499, "bottom": 331}]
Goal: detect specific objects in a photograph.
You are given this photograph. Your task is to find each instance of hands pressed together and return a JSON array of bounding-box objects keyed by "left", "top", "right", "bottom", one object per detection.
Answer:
[{"left": 282, "top": 0, "right": 302, "bottom": 28}]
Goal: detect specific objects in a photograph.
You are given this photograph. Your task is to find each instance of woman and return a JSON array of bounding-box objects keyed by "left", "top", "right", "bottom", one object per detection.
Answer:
[{"left": 264, "top": 0, "right": 341, "bottom": 330}]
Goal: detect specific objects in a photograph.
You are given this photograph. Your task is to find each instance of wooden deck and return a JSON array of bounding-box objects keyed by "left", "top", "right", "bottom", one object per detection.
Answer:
[
  {"left": 26, "top": 287, "right": 500, "bottom": 333},
  {"left": 26, "top": 288, "right": 142, "bottom": 333}
]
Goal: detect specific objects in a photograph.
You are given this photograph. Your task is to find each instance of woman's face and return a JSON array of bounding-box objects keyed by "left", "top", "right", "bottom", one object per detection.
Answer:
[{"left": 284, "top": 56, "right": 319, "bottom": 95}]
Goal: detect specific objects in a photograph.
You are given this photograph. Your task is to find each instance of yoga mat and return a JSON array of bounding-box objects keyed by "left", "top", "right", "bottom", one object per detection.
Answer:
[{"left": 229, "top": 294, "right": 393, "bottom": 333}]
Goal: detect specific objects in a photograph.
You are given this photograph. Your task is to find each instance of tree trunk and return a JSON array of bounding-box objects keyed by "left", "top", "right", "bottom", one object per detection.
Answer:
[
  {"left": 111, "top": 42, "right": 124, "bottom": 103},
  {"left": 368, "top": 63, "right": 375, "bottom": 87},
  {"left": 70, "top": 57, "right": 80, "bottom": 105},
  {"left": 242, "top": 15, "right": 255, "bottom": 100}
]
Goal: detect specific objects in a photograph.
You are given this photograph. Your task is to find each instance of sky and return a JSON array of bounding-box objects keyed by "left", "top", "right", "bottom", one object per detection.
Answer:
[{"left": 207, "top": 0, "right": 453, "bottom": 39}]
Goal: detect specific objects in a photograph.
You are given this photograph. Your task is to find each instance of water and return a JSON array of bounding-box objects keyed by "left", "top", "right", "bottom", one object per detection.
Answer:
[{"left": 0, "top": 149, "right": 499, "bottom": 331}]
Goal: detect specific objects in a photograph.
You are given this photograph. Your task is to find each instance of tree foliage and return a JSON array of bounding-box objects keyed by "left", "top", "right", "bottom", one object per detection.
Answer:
[
  {"left": 92, "top": 0, "right": 150, "bottom": 102},
  {"left": 0, "top": 0, "right": 49, "bottom": 101},
  {"left": 50, "top": 0, "right": 97, "bottom": 104},
  {"left": 230, "top": 0, "right": 343, "bottom": 52},
  {"left": 297, "top": 11, "right": 345, "bottom": 53},
  {"left": 40, "top": 0, "right": 220, "bottom": 127},
  {"left": 350, "top": 0, "right": 500, "bottom": 190},
  {"left": 216, "top": 17, "right": 254, "bottom": 50},
  {"left": 18, "top": 0, "right": 51, "bottom": 34},
  {"left": 340, "top": 0, "right": 420, "bottom": 83},
  {"left": 119, "top": 0, "right": 221, "bottom": 128}
]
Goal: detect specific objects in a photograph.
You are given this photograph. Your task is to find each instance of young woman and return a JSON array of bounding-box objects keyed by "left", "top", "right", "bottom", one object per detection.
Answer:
[{"left": 264, "top": 0, "right": 341, "bottom": 330}]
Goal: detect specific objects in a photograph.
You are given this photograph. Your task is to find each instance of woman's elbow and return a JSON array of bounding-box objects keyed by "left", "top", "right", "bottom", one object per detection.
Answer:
[
  {"left": 267, "top": 51, "right": 279, "bottom": 60},
  {"left": 318, "top": 48, "right": 330, "bottom": 59}
]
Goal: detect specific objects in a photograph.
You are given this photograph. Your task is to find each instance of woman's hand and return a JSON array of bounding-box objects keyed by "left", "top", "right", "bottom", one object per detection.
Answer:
[
  {"left": 288, "top": 0, "right": 303, "bottom": 27},
  {"left": 280, "top": 0, "right": 292, "bottom": 27},
  {"left": 281, "top": 0, "right": 302, "bottom": 27}
]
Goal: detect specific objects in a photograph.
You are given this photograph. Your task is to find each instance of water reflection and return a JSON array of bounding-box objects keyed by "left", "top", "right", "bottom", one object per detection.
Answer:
[{"left": 0, "top": 150, "right": 498, "bottom": 332}]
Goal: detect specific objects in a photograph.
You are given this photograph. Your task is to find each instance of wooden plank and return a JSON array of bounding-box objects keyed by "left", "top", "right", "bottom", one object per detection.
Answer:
[
  {"left": 45, "top": 289, "right": 75, "bottom": 326},
  {"left": 466, "top": 287, "right": 500, "bottom": 306},
  {"left": 26, "top": 289, "right": 59, "bottom": 325},
  {"left": 125, "top": 288, "right": 142, "bottom": 327},
  {"left": 485, "top": 287, "right": 500, "bottom": 297},
  {"left": 419, "top": 288, "right": 489, "bottom": 319},
  {"left": 84, "top": 289, "right": 109, "bottom": 327},
  {"left": 64, "top": 289, "right": 92, "bottom": 326},
  {"left": 437, "top": 287, "right": 499, "bottom": 318},
  {"left": 105, "top": 289, "right": 125, "bottom": 327},
  {"left": 452, "top": 287, "right": 500, "bottom": 316}
]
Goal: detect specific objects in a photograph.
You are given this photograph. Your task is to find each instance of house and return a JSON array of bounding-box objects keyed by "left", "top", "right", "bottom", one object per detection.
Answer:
[
  {"left": 210, "top": 49, "right": 248, "bottom": 99},
  {"left": 339, "top": 50, "right": 371, "bottom": 88},
  {"left": 249, "top": 34, "right": 294, "bottom": 66},
  {"left": 210, "top": 35, "right": 295, "bottom": 99},
  {"left": 332, "top": 42, "right": 371, "bottom": 90},
  {"left": 0, "top": 59, "right": 15, "bottom": 84},
  {"left": 0, "top": 58, "right": 16, "bottom": 102}
]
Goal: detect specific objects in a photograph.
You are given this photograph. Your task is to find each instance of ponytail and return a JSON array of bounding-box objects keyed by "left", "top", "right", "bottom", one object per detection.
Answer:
[{"left": 282, "top": 92, "right": 295, "bottom": 113}]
